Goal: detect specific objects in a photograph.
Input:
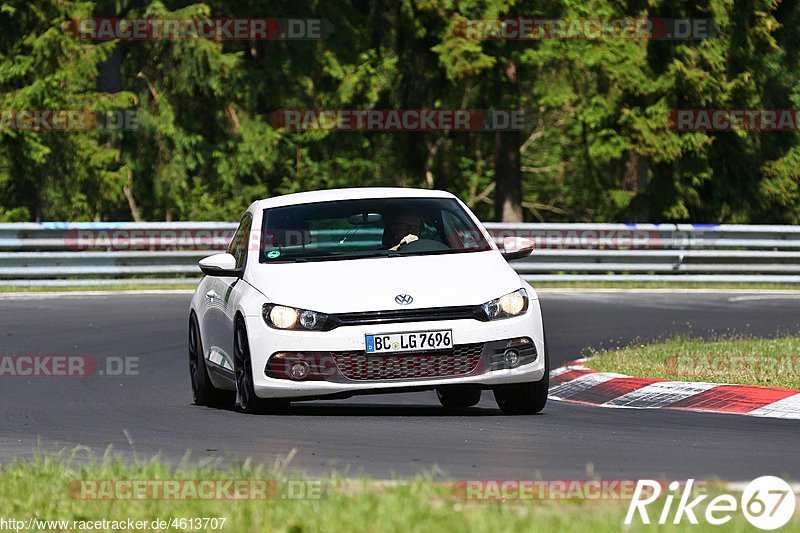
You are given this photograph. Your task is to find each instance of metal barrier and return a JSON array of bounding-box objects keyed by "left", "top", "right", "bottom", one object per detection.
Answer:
[{"left": 1, "top": 222, "right": 800, "bottom": 285}]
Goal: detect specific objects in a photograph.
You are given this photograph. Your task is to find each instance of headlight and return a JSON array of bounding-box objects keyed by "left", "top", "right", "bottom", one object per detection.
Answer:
[
  {"left": 480, "top": 288, "right": 529, "bottom": 320},
  {"left": 269, "top": 306, "right": 299, "bottom": 329},
  {"left": 262, "top": 304, "right": 329, "bottom": 331}
]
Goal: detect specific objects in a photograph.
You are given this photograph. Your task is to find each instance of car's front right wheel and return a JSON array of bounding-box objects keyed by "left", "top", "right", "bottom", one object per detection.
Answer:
[
  {"left": 189, "top": 314, "right": 234, "bottom": 408},
  {"left": 492, "top": 334, "right": 549, "bottom": 415},
  {"left": 234, "top": 319, "right": 289, "bottom": 415}
]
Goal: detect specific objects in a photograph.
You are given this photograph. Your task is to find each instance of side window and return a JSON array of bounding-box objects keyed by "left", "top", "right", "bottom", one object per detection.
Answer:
[{"left": 227, "top": 214, "right": 253, "bottom": 269}]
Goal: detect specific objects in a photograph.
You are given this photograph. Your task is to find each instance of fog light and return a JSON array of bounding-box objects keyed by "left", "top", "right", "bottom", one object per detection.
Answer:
[
  {"left": 504, "top": 349, "right": 520, "bottom": 368},
  {"left": 288, "top": 360, "right": 310, "bottom": 380}
]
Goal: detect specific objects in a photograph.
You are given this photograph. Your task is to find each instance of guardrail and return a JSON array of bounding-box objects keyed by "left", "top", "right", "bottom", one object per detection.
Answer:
[{"left": 1, "top": 222, "right": 800, "bottom": 286}]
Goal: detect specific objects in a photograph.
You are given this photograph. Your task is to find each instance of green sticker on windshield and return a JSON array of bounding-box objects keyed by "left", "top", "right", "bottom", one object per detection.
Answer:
[{"left": 267, "top": 250, "right": 281, "bottom": 259}]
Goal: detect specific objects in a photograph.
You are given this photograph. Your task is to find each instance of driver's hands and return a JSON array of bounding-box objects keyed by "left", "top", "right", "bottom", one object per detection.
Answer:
[
  {"left": 390, "top": 234, "right": 419, "bottom": 251},
  {"left": 400, "top": 234, "right": 419, "bottom": 246}
]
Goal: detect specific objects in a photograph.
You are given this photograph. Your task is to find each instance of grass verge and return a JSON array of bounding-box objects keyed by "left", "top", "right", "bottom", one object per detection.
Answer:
[
  {"left": 0, "top": 453, "right": 796, "bottom": 532},
  {"left": 586, "top": 335, "right": 800, "bottom": 390},
  {"left": 531, "top": 280, "right": 800, "bottom": 290},
  {"left": 0, "top": 283, "right": 197, "bottom": 293}
]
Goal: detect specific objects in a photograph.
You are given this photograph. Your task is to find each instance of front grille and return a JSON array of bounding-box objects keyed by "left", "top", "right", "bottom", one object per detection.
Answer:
[
  {"left": 327, "top": 306, "right": 481, "bottom": 329},
  {"left": 332, "top": 343, "right": 484, "bottom": 381}
]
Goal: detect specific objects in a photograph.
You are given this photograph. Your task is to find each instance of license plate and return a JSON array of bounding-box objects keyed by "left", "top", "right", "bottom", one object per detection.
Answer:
[{"left": 365, "top": 330, "right": 453, "bottom": 354}]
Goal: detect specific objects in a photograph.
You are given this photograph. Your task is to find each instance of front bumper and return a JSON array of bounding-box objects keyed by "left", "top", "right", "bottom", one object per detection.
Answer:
[{"left": 244, "top": 298, "right": 546, "bottom": 399}]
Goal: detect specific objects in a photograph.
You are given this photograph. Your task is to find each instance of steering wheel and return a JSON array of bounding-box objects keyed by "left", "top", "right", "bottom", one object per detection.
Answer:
[{"left": 397, "top": 238, "right": 451, "bottom": 253}]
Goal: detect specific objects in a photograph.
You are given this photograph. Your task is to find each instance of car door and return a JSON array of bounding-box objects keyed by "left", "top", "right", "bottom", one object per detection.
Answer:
[{"left": 203, "top": 213, "right": 252, "bottom": 377}]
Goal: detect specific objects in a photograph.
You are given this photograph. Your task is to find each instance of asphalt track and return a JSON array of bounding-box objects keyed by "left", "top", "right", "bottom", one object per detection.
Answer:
[{"left": 1, "top": 290, "right": 799, "bottom": 480}]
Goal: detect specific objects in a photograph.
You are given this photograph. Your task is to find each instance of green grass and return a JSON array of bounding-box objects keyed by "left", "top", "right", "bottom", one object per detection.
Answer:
[
  {"left": 532, "top": 280, "right": 800, "bottom": 290},
  {"left": 1, "top": 453, "right": 796, "bottom": 532},
  {"left": 0, "top": 283, "right": 197, "bottom": 293},
  {"left": 586, "top": 335, "right": 800, "bottom": 390}
]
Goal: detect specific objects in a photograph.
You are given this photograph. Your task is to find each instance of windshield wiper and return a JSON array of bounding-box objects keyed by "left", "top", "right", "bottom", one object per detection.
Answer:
[
  {"left": 263, "top": 250, "right": 432, "bottom": 263},
  {"left": 296, "top": 251, "right": 403, "bottom": 261}
]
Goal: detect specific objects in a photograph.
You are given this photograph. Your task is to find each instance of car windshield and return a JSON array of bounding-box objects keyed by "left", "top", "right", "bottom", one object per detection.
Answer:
[{"left": 259, "top": 197, "right": 492, "bottom": 263}]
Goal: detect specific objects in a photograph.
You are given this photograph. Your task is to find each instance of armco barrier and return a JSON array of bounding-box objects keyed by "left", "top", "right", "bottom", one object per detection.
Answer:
[{"left": 1, "top": 222, "right": 800, "bottom": 285}]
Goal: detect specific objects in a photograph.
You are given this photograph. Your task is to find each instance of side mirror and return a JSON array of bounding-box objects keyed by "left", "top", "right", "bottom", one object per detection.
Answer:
[
  {"left": 199, "top": 253, "right": 241, "bottom": 277},
  {"left": 501, "top": 236, "right": 535, "bottom": 261}
]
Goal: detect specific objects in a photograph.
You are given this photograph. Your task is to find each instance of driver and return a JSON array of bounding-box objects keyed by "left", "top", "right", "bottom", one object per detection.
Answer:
[{"left": 387, "top": 211, "right": 422, "bottom": 251}]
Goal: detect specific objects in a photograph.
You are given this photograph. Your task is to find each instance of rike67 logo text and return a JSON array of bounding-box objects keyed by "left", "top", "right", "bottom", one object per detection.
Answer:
[{"left": 626, "top": 477, "right": 796, "bottom": 530}]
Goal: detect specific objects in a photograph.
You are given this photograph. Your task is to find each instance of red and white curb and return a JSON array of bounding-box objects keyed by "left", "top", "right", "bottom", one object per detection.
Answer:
[{"left": 549, "top": 360, "right": 800, "bottom": 420}]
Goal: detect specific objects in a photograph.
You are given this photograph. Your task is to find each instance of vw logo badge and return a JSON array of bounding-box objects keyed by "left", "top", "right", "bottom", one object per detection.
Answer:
[{"left": 395, "top": 294, "right": 413, "bottom": 305}]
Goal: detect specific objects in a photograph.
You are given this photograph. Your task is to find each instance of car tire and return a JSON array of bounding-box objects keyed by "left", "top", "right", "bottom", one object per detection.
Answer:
[
  {"left": 436, "top": 387, "right": 482, "bottom": 409},
  {"left": 189, "top": 315, "right": 234, "bottom": 407},
  {"left": 492, "top": 333, "right": 549, "bottom": 415},
  {"left": 234, "top": 319, "right": 289, "bottom": 415}
]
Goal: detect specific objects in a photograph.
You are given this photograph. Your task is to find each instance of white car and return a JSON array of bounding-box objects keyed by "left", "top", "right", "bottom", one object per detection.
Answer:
[{"left": 189, "top": 188, "right": 548, "bottom": 414}]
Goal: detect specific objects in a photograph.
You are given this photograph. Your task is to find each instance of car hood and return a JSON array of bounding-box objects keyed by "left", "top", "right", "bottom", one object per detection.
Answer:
[{"left": 245, "top": 251, "right": 527, "bottom": 313}]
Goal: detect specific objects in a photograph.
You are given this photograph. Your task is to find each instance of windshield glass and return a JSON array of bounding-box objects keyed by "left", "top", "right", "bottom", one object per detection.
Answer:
[{"left": 259, "top": 197, "right": 492, "bottom": 263}]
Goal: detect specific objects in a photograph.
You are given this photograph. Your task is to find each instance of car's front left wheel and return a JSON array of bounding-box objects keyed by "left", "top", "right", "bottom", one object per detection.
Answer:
[
  {"left": 189, "top": 315, "right": 234, "bottom": 408},
  {"left": 234, "top": 319, "right": 289, "bottom": 415}
]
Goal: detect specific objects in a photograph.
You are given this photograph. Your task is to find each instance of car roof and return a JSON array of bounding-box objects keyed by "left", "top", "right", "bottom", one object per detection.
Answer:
[{"left": 250, "top": 187, "right": 457, "bottom": 211}]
